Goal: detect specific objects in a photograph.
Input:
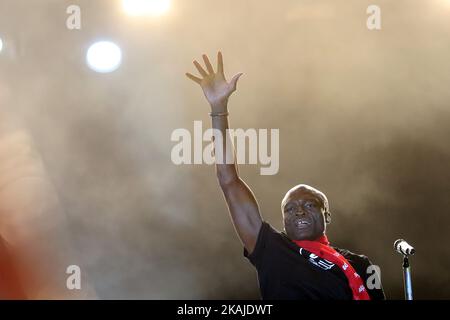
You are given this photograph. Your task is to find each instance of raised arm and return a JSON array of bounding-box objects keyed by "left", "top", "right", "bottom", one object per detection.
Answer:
[{"left": 186, "top": 52, "right": 262, "bottom": 254}]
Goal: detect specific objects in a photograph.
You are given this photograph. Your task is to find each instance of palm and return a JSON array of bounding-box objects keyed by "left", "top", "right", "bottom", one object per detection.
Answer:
[
  {"left": 201, "top": 74, "right": 232, "bottom": 106},
  {"left": 186, "top": 52, "right": 243, "bottom": 107}
]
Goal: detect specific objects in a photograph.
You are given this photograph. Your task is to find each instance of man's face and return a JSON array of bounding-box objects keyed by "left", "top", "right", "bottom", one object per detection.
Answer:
[{"left": 282, "top": 188, "right": 328, "bottom": 241}]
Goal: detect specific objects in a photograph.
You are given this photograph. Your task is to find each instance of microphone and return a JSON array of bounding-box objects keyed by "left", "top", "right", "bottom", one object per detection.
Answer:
[{"left": 394, "top": 239, "right": 415, "bottom": 256}]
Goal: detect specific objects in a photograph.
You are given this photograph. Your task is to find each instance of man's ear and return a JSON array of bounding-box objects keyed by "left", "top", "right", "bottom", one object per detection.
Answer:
[{"left": 325, "top": 211, "right": 331, "bottom": 224}]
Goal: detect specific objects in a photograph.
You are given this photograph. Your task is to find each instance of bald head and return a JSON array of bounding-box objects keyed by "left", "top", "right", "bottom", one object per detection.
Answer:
[
  {"left": 281, "top": 184, "right": 331, "bottom": 240},
  {"left": 281, "top": 184, "right": 330, "bottom": 214}
]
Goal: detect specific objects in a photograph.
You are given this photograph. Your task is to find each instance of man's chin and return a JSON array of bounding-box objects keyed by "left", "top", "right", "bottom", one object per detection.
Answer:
[
  {"left": 286, "top": 228, "right": 316, "bottom": 241},
  {"left": 293, "top": 232, "right": 317, "bottom": 241}
]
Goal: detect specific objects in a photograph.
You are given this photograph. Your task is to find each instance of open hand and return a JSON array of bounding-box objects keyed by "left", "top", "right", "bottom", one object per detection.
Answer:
[{"left": 186, "top": 51, "right": 243, "bottom": 110}]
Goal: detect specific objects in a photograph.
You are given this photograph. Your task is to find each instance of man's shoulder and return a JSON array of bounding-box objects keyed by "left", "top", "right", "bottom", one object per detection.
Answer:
[
  {"left": 243, "top": 221, "right": 289, "bottom": 266},
  {"left": 333, "top": 247, "right": 372, "bottom": 267},
  {"left": 333, "top": 247, "right": 385, "bottom": 300},
  {"left": 265, "top": 222, "right": 297, "bottom": 245},
  {"left": 260, "top": 221, "right": 285, "bottom": 238},
  {"left": 332, "top": 247, "right": 380, "bottom": 283},
  {"left": 262, "top": 221, "right": 280, "bottom": 231}
]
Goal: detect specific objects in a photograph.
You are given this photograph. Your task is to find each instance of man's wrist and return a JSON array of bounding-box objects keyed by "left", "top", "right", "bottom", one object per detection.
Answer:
[
  {"left": 210, "top": 101, "right": 228, "bottom": 113},
  {"left": 209, "top": 111, "right": 229, "bottom": 117}
]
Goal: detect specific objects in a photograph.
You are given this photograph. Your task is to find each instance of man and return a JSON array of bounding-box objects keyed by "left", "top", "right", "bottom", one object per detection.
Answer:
[{"left": 186, "top": 52, "right": 385, "bottom": 300}]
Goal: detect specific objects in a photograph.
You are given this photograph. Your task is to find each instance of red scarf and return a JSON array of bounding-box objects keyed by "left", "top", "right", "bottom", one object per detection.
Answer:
[{"left": 292, "top": 235, "right": 371, "bottom": 300}]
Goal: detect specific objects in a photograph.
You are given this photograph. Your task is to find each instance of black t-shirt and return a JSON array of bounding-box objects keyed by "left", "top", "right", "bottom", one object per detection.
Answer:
[{"left": 244, "top": 221, "right": 385, "bottom": 300}]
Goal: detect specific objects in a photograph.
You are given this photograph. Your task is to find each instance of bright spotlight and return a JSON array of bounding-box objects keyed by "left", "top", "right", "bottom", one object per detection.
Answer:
[
  {"left": 0, "top": 38, "right": 3, "bottom": 53},
  {"left": 122, "top": 0, "right": 171, "bottom": 16},
  {"left": 86, "top": 41, "right": 122, "bottom": 73}
]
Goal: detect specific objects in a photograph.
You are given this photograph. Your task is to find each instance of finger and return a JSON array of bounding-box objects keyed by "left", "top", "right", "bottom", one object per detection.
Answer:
[
  {"left": 217, "top": 51, "right": 224, "bottom": 75},
  {"left": 193, "top": 60, "right": 208, "bottom": 77},
  {"left": 185, "top": 72, "right": 202, "bottom": 84},
  {"left": 202, "top": 54, "right": 214, "bottom": 74},
  {"left": 230, "top": 72, "right": 244, "bottom": 90}
]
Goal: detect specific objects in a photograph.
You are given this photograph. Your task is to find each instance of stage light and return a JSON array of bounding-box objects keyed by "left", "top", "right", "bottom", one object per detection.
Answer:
[
  {"left": 122, "top": 0, "right": 171, "bottom": 16},
  {"left": 0, "top": 38, "right": 3, "bottom": 53},
  {"left": 86, "top": 41, "right": 122, "bottom": 73}
]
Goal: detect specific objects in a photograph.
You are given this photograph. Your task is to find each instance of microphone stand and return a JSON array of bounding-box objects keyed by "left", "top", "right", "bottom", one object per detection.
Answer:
[{"left": 402, "top": 255, "right": 413, "bottom": 300}]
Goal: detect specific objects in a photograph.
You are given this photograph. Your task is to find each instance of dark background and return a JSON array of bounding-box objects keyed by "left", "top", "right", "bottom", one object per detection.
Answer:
[{"left": 0, "top": 0, "right": 449, "bottom": 299}]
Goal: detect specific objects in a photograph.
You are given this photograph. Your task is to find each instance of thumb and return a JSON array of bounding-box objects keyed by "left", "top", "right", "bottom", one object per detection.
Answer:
[{"left": 230, "top": 73, "right": 244, "bottom": 91}]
